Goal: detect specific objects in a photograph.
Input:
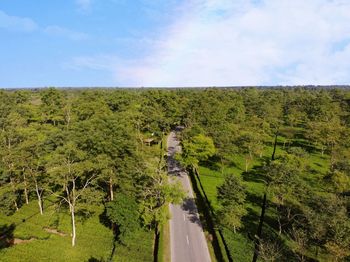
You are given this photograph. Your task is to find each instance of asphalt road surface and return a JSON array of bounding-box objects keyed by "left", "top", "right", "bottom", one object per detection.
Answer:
[{"left": 167, "top": 131, "right": 211, "bottom": 262}]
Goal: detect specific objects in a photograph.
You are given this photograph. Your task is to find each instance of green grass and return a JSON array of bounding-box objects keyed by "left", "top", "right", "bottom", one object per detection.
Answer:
[
  {"left": 197, "top": 133, "right": 333, "bottom": 262},
  {"left": 112, "top": 229, "right": 153, "bottom": 262},
  {"left": 190, "top": 170, "right": 227, "bottom": 262},
  {"left": 0, "top": 198, "right": 153, "bottom": 262},
  {"left": 158, "top": 221, "right": 170, "bottom": 262},
  {"left": 198, "top": 166, "right": 255, "bottom": 262},
  {"left": 0, "top": 200, "right": 114, "bottom": 261}
]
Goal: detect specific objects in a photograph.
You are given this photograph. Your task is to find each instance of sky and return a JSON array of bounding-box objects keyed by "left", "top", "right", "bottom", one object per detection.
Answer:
[{"left": 1, "top": 0, "right": 350, "bottom": 87}]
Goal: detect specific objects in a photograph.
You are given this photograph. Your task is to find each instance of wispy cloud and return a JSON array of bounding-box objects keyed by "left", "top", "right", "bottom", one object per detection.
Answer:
[
  {"left": 0, "top": 9, "right": 89, "bottom": 41},
  {"left": 75, "top": 0, "right": 93, "bottom": 12},
  {"left": 64, "top": 55, "right": 119, "bottom": 71},
  {"left": 0, "top": 10, "right": 38, "bottom": 32},
  {"left": 101, "top": 0, "right": 350, "bottom": 86},
  {"left": 44, "top": 25, "right": 89, "bottom": 41}
]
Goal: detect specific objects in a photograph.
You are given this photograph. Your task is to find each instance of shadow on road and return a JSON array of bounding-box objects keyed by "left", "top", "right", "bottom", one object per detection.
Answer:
[
  {"left": 181, "top": 198, "right": 203, "bottom": 227},
  {"left": 167, "top": 145, "right": 185, "bottom": 177}
]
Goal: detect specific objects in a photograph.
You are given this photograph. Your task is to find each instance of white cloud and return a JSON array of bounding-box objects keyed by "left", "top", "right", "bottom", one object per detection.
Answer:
[
  {"left": 0, "top": 10, "right": 38, "bottom": 32},
  {"left": 110, "top": 0, "right": 350, "bottom": 86},
  {"left": 44, "top": 25, "right": 89, "bottom": 41}
]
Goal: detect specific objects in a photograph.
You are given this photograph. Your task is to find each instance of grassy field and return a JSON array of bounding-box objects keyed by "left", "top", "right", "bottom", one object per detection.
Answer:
[
  {"left": 0, "top": 199, "right": 113, "bottom": 261},
  {"left": 197, "top": 134, "right": 332, "bottom": 261},
  {"left": 0, "top": 198, "right": 153, "bottom": 262}
]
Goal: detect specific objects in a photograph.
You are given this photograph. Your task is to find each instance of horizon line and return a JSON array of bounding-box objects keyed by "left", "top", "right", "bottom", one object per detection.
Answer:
[{"left": 2, "top": 84, "right": 350, "bottom": 90}]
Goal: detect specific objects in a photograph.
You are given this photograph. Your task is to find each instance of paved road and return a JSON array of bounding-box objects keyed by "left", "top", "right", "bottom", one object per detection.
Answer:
[{"left": 167, "top": 131, "right": 211, "bottom": 262}]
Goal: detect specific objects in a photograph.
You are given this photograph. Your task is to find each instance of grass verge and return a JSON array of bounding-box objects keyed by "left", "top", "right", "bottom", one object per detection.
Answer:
[
  {"left": 158, "top": 220, "right": 171, "bottom": 262},
  {"left": 189, "top": 168, "right": 230, "bottom": 262}
]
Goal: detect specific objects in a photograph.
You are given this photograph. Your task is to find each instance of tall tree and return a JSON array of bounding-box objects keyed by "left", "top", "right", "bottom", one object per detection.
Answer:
[
  {"left": 19, "top": 123, "right": 52, "bottom": 214},
  {"left": 181, "top": 133, "right": 216, "bottom": 171},
  {"left": 75, "top": 112, "right": 138, "bottom": 201},
  {"left": 138, "top": 150, "right": 184, "bottom": 253},
  {"left": 40, "top": 88, "right": 65, "bottom": 125},
  {"left": 46, "top": 142, "right": 99, "bottom": 247},
  {"left": 0, "top": 111, "right": 27, "bottom": 212},
  {"left": 217, "top": 174, "right": 247, "bottom": 233},
  {"left": 106, "top": 192, "right": 140, "bottom": 244}
]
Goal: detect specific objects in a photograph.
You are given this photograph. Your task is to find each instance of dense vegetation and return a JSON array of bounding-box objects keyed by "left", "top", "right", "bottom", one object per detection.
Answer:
[
  {"left": 177, "top": 88, "right": 350, "bottom": 262},
  {"left": 0, "top": 88, "right": 183, "bottom": 261},
  {"left": 0, "top": 87, "right": 350, "bottom": 261}
]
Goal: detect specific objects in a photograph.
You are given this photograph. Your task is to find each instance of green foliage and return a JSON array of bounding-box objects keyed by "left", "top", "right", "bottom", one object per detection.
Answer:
[
  {"left": 218, "top": 174, "right": 246, "bottom": 205},
  {"left": 181, "top": 134, "right": 216, "bottom": 168},
  {"left": 217, "top": 174, "right": 247, "bottom": 232},
  {"left": 106, "top": 193, "right": 139, "bottom": 242},
  {"left": 325, "top": 170, "right": 350, "bottom": 193},
  {"left": 180, "top": 88, "right": 350, "bottom": 261},
  {"left": 139, "top": 164, "right": 184, "bottom": 228},
  {"left": 1, "top": 87, "right": 350, "bottom": 261}
]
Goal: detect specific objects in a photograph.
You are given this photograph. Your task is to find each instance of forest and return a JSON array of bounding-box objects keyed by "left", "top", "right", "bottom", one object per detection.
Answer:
[{"left": 0, "top": 87, "right": 349, "bottom": 262}]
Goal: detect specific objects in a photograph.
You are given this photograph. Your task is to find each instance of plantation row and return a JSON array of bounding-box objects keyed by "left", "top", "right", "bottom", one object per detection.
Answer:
[{"left": 0, "top": 87, "right": 350, "bottom": 261}]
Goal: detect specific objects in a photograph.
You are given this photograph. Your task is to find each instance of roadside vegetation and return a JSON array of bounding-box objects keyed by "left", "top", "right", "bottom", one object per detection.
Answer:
[
  {"left": 178, "top": 88, "right": 350, "bottom": 261},
  {"left": 1, "top": 87, "right": 349, "bottom": 261}
]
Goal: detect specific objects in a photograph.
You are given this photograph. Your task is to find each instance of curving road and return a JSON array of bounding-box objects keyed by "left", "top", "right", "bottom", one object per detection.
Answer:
[{"left": 167, "top": 131, "right": 211, "bottom": 262}]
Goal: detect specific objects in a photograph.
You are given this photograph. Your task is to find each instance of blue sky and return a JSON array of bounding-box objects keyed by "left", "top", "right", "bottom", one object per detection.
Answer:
[{"left": 1, "top": 0, "right": 350, "bottom": 87}]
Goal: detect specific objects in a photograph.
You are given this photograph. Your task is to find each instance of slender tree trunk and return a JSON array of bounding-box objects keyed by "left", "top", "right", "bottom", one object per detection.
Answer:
[
  {"left": 71, "top": 178, "right": 76, "bottom": 247},
  {"left": 10, "top": 177, "right": 19, "bottom": 211},
  {"left": 277, "top": 214, "right": 282, "bottom": 235},
  {"left": 252, "top": 133, "right": 278, "bottom": 262},
  {"left": 23, "top": 171, "right": 29, "bottom": 204},
  {"left": 14, "top": 199, "right": 19, "bottom": 211},
  {"left": 321, "top": 145, "right": 325, "bottom": 156},
  {"left": 35, "top": 181, "right": 43, "bottom": 215},
  {"left": 252, "top": 193, "right": 267, "bottom": 262},
  {"left": 65, "top": 105, "right": 71, "bottom": 130},
  {"left": 245, "top": 158, "right": 249, "bottom": 172},
  {"left": 65, "top": 184, "right": 72, "bottom": 212},
  {"left": 71, "top": 204, "right": 76, "bottom": 247},
  {"left": 271, "top": 133, "right": 278, "bottom": 161},
  {"left": 220, "top": 157, "right": 225, "bottom": 175},
  {"left": 109, "top": 177, "right": 114, "bottom": 201}
]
